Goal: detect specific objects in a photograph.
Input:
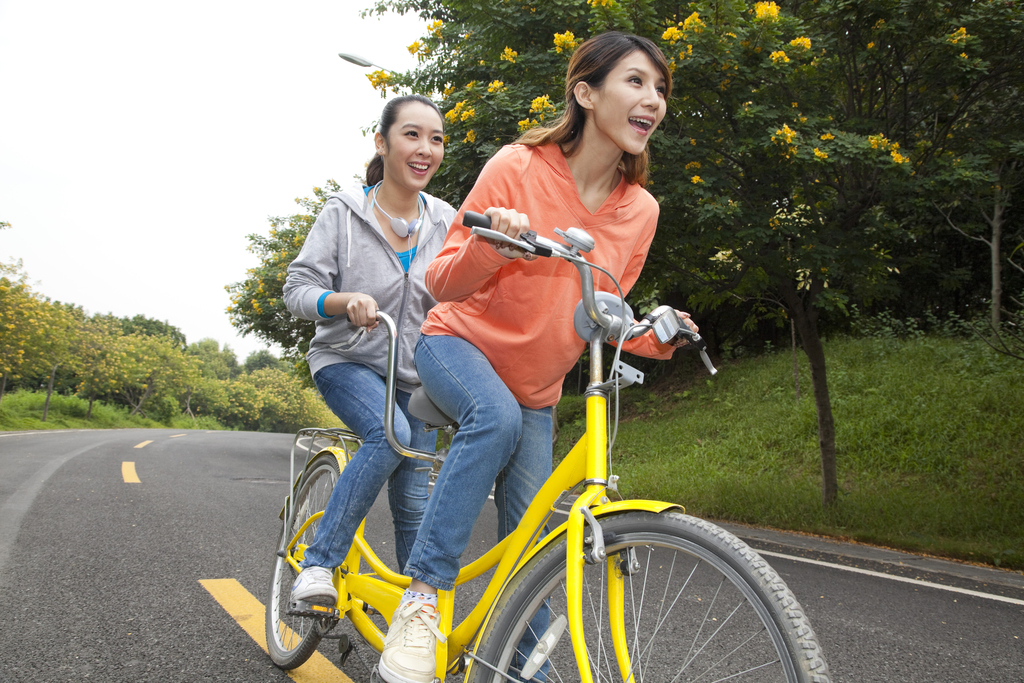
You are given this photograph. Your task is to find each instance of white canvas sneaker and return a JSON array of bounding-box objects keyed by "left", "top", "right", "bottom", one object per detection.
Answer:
[
  {"left": 289, "top": 566, "right": 338, "bottom": 606},
  {"left": 377, "top": 601, "right": 446, "bottom": 683}
]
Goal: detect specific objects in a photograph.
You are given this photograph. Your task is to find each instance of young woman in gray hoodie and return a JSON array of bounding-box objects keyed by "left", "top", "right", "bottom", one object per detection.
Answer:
[{"left": 282, "top": 95, "right": 455, "bottom": 606}]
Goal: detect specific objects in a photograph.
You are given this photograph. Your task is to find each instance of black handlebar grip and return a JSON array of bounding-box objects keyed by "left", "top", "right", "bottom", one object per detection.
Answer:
[{"left": 463, "top": 211, "right": 491, "bottom": 229}]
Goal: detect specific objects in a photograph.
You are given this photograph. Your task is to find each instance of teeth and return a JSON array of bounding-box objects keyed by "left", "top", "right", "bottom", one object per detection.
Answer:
[{"left": 629, "top": 117, "right": 652, "bottom": 129}]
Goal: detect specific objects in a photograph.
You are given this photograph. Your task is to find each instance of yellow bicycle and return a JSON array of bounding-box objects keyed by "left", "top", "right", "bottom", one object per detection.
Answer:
[{"left": 266, "top": 215, "right": 831, "bottom": 682}]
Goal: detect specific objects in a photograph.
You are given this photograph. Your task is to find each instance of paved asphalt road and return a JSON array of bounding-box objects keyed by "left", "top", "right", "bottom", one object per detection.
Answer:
[{"left": 1, "top": 428, "right": 1022, "bottom": 682}]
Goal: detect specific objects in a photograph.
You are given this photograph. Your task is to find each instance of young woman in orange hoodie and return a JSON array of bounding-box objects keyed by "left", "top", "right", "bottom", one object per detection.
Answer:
[{"left": 377, "top": 32, "right": 698, "bottom": 683}]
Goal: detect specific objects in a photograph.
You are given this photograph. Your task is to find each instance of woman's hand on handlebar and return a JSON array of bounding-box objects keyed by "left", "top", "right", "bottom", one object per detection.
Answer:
[
  {"left": 481, "top": 207, "right": 535, "bottom": 260},
  {"left": 672, "top": 311, "right": 698, "bottom": 348},
  {"left": 346, "top": 293, "right": 380, "bottom": 331}
]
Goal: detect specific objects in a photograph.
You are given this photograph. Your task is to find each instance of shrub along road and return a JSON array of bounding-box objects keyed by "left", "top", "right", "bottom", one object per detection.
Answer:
[{"left": 1, "top": 429, "right": 1021, "bottom": 682}]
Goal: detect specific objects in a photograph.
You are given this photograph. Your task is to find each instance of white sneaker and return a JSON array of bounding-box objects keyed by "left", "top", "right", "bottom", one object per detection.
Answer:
[
  {"left": 377, "top": 601, "right": 446, "bottom": 683},
  {"left": 290, "top": 566, "right": 338, "bottom": 606}
]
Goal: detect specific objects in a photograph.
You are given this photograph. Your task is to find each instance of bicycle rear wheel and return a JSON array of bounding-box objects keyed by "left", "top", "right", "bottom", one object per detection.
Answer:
[
  {"left": 468, "top": 511, "right": 830, "bottom": 683},
  {"left": 266, "top": 450, "right": 343, "bottom": 669}
]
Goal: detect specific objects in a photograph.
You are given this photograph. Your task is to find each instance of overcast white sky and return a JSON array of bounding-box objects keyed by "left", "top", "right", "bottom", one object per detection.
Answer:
[{"left": 0, "top": 0, "right": 428, "bottom": 361}]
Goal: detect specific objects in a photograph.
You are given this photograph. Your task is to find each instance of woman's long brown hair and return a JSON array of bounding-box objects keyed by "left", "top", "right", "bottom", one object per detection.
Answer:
[{"left": 516, "top": 31, "right": 671, "bottom": 186}]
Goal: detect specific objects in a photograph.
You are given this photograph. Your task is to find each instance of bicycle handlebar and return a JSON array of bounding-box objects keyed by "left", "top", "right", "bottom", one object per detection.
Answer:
[
  {"left": 464, "top": 211, "right": 717, "bottom": 375},
  {"left": 465, "top": 211, "right": 626, "bottom": 341}
]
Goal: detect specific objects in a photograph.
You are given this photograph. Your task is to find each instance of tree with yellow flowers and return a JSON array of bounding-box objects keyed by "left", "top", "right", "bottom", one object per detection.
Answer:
[
  {"left": 356, "top": 0, "right": 1024, "bottom": 507},
  {"left": 0, "top": 261, "right": 54, "bottom": 407},
  {"left": 225, "top": 181, "right": 341, "bottom": 381}
]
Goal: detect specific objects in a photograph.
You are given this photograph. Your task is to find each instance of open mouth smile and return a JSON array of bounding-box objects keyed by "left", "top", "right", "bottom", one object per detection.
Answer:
[{"left": 629, "top": 116, "right": 655, "bottom": 134}]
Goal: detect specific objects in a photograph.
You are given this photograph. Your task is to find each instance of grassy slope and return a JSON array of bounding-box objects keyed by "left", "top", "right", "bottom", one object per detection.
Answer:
[
  {"left": 555, "top": 335, "right": 1024, "bottom": 570},
  {"left": 0, "top": 390, "right": 223, "bottom": 431}
]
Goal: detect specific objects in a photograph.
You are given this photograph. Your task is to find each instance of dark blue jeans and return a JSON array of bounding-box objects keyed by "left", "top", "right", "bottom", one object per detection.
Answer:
[{"left": 300, "top": 361, "right": 434, "bottom": 573}]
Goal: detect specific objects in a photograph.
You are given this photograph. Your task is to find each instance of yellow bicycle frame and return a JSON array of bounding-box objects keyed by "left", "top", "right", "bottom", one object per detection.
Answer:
[{"left": 282, "top": 389, "right": 682, "bottom": 682}]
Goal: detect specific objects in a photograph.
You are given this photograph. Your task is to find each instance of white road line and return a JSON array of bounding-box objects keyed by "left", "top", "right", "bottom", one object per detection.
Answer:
[{"left": 759, "top": 549, "right": 1024, "bottom": 606}]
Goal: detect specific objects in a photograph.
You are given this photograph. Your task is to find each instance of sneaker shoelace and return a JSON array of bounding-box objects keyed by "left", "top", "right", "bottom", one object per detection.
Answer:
[{"left": 397, "top": 602, "right": 447, "bottom": 648}]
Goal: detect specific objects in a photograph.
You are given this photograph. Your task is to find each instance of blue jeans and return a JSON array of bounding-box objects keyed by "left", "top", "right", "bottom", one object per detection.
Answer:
[
  {"left": 300, "top": 361, "right": 434, "bottom": 574},
  {"left": 405, "top": 334, "right": 553, "bottom": 590}
]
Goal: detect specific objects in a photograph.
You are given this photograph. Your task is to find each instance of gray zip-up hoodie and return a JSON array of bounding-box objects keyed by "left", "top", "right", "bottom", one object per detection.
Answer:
[{"left": 283, "top": 183, "right": 455, "bottom": 392}]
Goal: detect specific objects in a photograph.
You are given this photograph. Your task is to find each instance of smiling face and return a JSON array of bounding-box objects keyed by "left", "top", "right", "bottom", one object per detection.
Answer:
[
  {"left": 375, "top": 101, "right": 445, "bottom": 194},
  {"left": 577, "top": 50, "right": 668, "bottom": 157}
]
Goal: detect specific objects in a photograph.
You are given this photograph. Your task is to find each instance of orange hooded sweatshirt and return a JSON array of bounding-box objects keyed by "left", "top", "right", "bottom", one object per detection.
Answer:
[{"left": 421, "top": 143, "right": 675, "bottom": 409}]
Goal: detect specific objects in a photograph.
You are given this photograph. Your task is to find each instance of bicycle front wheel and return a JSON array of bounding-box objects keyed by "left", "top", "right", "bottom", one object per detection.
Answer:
[
  {"left": 468, "top": 511, "right": 830, "bottom": 683},
  {"left": 266, "top": 450, "right": 343, "bottom": 669}
]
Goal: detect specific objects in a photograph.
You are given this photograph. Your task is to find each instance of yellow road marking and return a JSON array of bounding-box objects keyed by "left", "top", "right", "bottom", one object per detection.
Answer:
[
  {"left": 171, "top": 434, "right": 186, "bottom": 438},
  {"left": 134, "top": 440, "right": 152, "bottom": 449},
  {"left": 199, "top": 578, "right": 354, "bottom": 682},
  {"left": 122, "top": 462, "right": 141, "bottom": 483}
]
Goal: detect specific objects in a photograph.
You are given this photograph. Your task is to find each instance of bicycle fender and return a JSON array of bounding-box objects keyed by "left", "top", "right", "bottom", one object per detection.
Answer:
[
  {"left": 506, "top": 499, "right": 684, "bottom": 580},
  {"left": 277, "top": 447, "right": 349, "bottom": 520}
]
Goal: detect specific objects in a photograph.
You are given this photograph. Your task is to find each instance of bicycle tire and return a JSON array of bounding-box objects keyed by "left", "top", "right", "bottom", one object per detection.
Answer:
[
  {"left": 467, "top": 510, "right": 830, "bottom": 683},
  {"left": 266, "top": 450, "right": 343, "bottom": 669}
]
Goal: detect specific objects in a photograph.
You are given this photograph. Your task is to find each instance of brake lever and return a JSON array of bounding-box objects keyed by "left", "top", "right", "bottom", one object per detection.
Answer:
[
  {"left": 642, "top": 306, "right": 718, "bottom": 375},
  {"left": 469, "top": 226, "right": 538, "bottom": 254}
]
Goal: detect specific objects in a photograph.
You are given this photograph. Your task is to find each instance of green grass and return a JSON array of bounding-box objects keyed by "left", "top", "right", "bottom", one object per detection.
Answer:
[
  {"left": 0, "top": 390, "right": 225, "bottom": 431},
  {"left": 555, "top": 335, "right": 1024, "bottom": 570}
]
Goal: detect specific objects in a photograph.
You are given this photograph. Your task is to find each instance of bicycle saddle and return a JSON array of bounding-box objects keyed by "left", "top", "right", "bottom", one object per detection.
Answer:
[{"left": 408, "top": 387, "right": 455, "bottom": 428}]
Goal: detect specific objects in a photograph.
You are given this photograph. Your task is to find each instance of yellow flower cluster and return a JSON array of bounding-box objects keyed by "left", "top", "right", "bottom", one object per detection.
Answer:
[
  {"left": 691, "top": 175, "right": 703, "bottom": 184},
  {"left": 366, "top": 70, "right": 391, "bottom": 91},
  {"left": 588, "top": 0, "right": 615, "bottom": 7},
  {"left": 682, "top": 12, "right": 705, "bottom": 33},
  {"left": 813, "top": 148, "right": 828, "bottom": 160},
  {"left": 464, "top": 129, "right": 477, "bottom": 144},
  {"left": 867, "top": 133, "right": 891, "bottom": 149},
  {"left": 775, "top": 124, "right": 795, "bottom": 141},
  {"left": 772, "top": 124, "right": 798, "bottom": 158},
  {"left": 530, "top": 94, "right": 557, "bottom": 120},
  {"left": 948, "top": 27, "right": 969, "bottom": 45},
  {"left": 445, "top": 101, "right": 473, "bottom": 123},
  {"left": 789, "top": 36, "right": 811, "bottom": 51},
  {"left": 518, "top": 118, "right": 539, "bottom": 132},
  {"left": 500, "top": 46, "right": 518, "bottom": 63},
  {"left": 408, "top": 40, "right": 424, "bottom": 55},
  {"left": 820, "top": 132, "right": 835, "bottom": 141},
  {"left": 685, "top": 161, "right": 701, "bottom": 170},
  {"left": 553, "top": 31, "right": 579, "bottom": 54},
  {"left": 487, "top": 80, "right": 504, "bottom": 93},
  {"left": 892, "top": 150, "right": 908, "bottom": 164},
  {"left": 754, "top": 1, "right": 780, "bottom": 21},
  {"left": 428, "top": 20, "right": 443, "bottom": 38},
  {"left": 770, "top": 50, "right": 790, "bottom": 64},
  {"left": 662, "top": 26, "right": 683, "bottom": 44},
  {"left": 679, "top": 44, "right": 694, "bottom": 60}
]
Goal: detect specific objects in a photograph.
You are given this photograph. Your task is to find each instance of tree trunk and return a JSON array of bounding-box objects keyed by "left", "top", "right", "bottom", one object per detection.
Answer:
[
  {"left": 989, "top": 199, "right": 1004, "bottom": 330},
  {"left": 86, "top": 391, "right": 95, "bottom": 419},
  {"left": 782, "top": 283, "right": 838, "bottom": 507},
  {"left": 129, "top": 383, "right": 154, "bottom": 417},
  {"left": 42, "top": 363, "right": 58, "bottom": 422},
  {"left": 791, "top": 318, "right": 800, "bottom": 401},
  {"left": 0, "top": 373, "right": 6, "bottom": 409},
  {"left": 183, "top": 387, "right": 196, "bottom": 422}
]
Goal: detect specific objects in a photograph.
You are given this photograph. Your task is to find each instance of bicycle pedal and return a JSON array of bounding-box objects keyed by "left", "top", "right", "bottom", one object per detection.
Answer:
[{"left": 288, "top": 599, "right": 340, "bottom": 619}]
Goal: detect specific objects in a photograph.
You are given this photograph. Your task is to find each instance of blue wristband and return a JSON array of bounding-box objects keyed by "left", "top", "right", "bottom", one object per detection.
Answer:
[{"left": 317, "top": 291, "right": 334, "bottom": 319}]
